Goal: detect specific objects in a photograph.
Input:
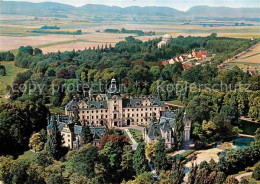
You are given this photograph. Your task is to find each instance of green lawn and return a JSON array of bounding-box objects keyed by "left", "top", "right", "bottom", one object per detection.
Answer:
[
  {"left": 180, "top": 149, "right": 195, "bottom": 158},
  {"left": 0, "top": 61, "right": 27, "bottom": 102},
  {"left": 129, "top": 129, "right": 143, "bottom": 143},
  {"left": 165, "top": 100, "right": 184, "bottom": 107}
]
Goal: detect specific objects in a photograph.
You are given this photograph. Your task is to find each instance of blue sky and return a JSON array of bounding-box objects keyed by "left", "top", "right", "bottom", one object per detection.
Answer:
[{"left": 4, "top": 0, "right": 260, "bottom": 11}]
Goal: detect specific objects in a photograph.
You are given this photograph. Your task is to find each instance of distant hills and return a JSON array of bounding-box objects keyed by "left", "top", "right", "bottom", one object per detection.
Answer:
[{"left": 0, "top": 1, "right": 259, "bottom": 19}]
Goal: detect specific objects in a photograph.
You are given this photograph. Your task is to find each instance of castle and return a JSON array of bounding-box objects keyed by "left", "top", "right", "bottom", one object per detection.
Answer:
[{"left": 65, "top": 79, "right": 166, "bottom": 128}]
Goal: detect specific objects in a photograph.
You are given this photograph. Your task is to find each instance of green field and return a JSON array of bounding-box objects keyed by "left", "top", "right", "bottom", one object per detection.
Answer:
[{"left": 0, "top": 61, "right": 27, "bottom": 102}]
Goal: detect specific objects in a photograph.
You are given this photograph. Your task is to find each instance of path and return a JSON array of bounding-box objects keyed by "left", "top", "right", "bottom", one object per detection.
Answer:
[
  {"left": 124, "top": 128, "right": 138, "bottom": 150},
  {"left": 239, "top": 134, "right": 255, "bottom": 138},
  {"left": 172, "top": 140, "right": 194, "bottom": 157},
  {"left": 235, "top": 172, "right": 253, "bottom": 182}
]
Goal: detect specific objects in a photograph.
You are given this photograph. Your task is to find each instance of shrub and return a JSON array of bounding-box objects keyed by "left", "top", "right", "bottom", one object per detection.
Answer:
[
  {"left": 253, "top": 162, "right": 260, "bottom": 180},
  {"left": 0, "top": 65, "right": 6, "bottom": 76}
]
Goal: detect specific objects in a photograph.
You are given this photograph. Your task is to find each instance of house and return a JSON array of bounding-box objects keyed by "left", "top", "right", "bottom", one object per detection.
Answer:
[
  {"left": 157, "top": 34, "right": 172, "bottom": 48},
  {"left": 65, "top": 79, "right": 166, "bottom": 128},
  {"left": 47, "top": 114, "right": 106, "bottom": 149},
  {"left": 192, "top": 49, "right": 208, "bottom": 60},
  {"left": 183, "top": 64, "right": 195, "bottom": 70},
  {"left": 143, "top": 111, "right": 191, "bottom": 148},
  {"left": 161, "top": 60, "right": 169, "bottom": 66}
]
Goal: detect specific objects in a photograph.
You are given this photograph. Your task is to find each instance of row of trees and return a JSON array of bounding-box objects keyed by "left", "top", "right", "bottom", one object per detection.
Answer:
[{"left": 0, "top": 51, "right": 14, "bottom": 61}]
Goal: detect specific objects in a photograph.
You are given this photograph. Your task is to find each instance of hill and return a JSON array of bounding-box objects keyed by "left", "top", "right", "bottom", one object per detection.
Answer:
[
  {"left": 187, "top": 6, "right": 260, "bottom": 18},
  {"left": 0, "top": 1, "right": 259, "bottom": 19}
]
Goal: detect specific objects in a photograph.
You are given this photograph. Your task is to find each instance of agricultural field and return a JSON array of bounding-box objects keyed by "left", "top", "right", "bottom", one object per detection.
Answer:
[
  {"left": 225, "top": 43, "right": 260, "bottom": 71},
  {"left": 0, "top": 61, "right": 27, "bottom": 102},
  {"left": 1, "top": 15, "right": 259, "bottom": 54}
]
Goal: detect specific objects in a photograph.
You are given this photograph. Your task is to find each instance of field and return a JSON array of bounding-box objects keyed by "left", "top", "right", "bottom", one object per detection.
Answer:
[
  {"left": 1, "top": 15, "right": 260, "bottom": 54},
  {"left": 226, "top": 43, "right": 260, "bottom": 71},
  {"left": 0, "top": 61, "right": 27, "bottom": 102}
]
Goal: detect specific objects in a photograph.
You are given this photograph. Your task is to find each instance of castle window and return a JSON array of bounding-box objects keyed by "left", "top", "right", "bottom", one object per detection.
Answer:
[
  {"left": 145, "top": 108, "right": 147, "bottom": 111},
  {"left": 132, "top": 114, "right": 134, "bottom": 117},
  {"left": 82, "top": 111, "right": 84, "bottom": 114},
  {"left": 141, "top": 119, "right": 143, "bottom": 122},
  {"left": 92, "top": 111, "right": 94, "bottom": 113},
  {"left": 114, "top": 100, "right": 117, "bottom": 103},
  {"left": 96, "top": 110, "right": 98, "bottom": 113},
  {"left": 67, "top": 135, "right": 70, "bottom": 137},
  {"left": 136, "top": 109, "right": 139, "bottom": 111},
  {"left": 106, "top": 115, "right": 107, "bottom": 118},
  {"left": 137, "top": 119, "right": 138, "bottom": 122},
  {"left": 114, "top": 114, "right": 117, "bottom": 119},
  {"left": 87, "top": 116, "right": 89, "bottom": 119},
  {"left": 155, "top": 108, "right": 157, "bottom": 110},
  {"left": 114, "top": 106, "right": 117, "bottom": 110},
  {"left": 141, "top": 109, "right": 143, "bottom": 111},
  {"left": 68, "top": 139, "right": 70, "bottom": 142},
  {"left": 101, "top": 110, "right": 103, "bottom": 113},
  {"left": 105, "top": 110, "right": 108, "bottom": 112},
  {"left": 128, "top": 109, "right": 130, "bottom": 112},
  {"left": 92, "top": 116, "right": 94, "bottom": 119},
  {"left": 87, "top": 111, "right": 89, "bottom": 113},
  {"left": 96, "top": 115, "right": 98, "bottom": 119},
  {"left": 150, "top": 108, "right": 152, "bottom": 110},
  {"left": 141, "top": 114, "right": 143, "bottom": 117}
]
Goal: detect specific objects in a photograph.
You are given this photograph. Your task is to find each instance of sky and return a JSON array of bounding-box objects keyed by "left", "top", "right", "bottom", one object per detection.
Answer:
[{"left": 3, "top": 0, "right": 260, "bottom": 11}]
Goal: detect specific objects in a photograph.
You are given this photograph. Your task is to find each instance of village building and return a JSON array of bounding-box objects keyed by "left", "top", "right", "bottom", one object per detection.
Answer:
[
  {"left": 143, "top": 111, "right": 191, "bottom": 148},
  {"left": 65, "top": 79, "right": 166, "bottom": 128},
  {"left": 47, "top": 114, "right": 106, "bottom": 149},
  {"left": 157, "top": 34, "right": 172, "bottom": 48}
]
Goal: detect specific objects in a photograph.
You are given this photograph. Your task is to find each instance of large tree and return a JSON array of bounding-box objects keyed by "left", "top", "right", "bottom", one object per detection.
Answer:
[
  {"left": 154, "top": 139, "right": 168, "bottom": 173},
  {"left": 66, "top": 144, "right": 98, "bottom": 178},
  {"left": 46, "top": 116, "right": 63, "bottom": 160},
  {"left": 133, "top": 142, "right": 148, "bottom": 175},
  {"left": 81, "top": 125, "right": 93, "bottom": 144}
]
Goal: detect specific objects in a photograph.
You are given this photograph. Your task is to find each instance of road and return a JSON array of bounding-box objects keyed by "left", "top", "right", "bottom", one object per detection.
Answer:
[{"left": 235, "top": 172, "right": 253, "bottom": 182}]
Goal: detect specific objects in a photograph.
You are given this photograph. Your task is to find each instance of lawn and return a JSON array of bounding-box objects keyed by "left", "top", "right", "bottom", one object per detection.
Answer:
[
  {"left": 0, "top": 61, "right": 27, "bottom": 102},
  {"left": 46, "top": 104, "right": 65, "bottom": 115},
  {"left": 165, "top": 100, "right": 184, "bottom": 107},
  {"left": 129, "top": 129, "right": 143, "bottom": 143}
]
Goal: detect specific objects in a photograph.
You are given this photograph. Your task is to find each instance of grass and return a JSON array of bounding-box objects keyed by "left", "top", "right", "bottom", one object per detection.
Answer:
[
  {"left": 129, "top": 129, "right": 143, "bottom": 143},
  {"left": 0, "top": 61, "right": 27, "bottom": 102},
  {"left": 18, "top": 150, "right": 36, "bottom": 161},
  {"left": 180, "top": 149, "right": 195, "bottom": 158},
  {"left": 46, "top": 104, "right": 65, "bottom": 115},
  {"left": 165, "top": 100, "right": 184, "bottom": 107}
]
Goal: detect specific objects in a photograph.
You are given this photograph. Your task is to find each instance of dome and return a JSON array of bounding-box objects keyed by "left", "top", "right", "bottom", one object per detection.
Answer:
[{"left": 163, "top": 34, "right": 172, "bottom": 39}]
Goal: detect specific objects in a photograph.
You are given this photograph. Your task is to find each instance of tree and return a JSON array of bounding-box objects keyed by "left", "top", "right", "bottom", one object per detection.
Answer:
[
  {"left": 0, "top": 65, "right": 6, "bottom": 76},
  {"left": 99, "top": 141, "right": 122, "bottom": 183},
  {"left": 81, "top": 126, "right": 94, "bottom": 144},
  {"left": 34, "top": 151, "right": 53, "bottom": 168},
  {"left": 0, "top": 156, "right": 15, "bottom": 184},
  {"left": 29, "top": 132, "right": 45, "bottom": 152},
  {"left": 126, "top": 172, "right": 154, "bottom": 184},
  {"left": 240, "top": 178, "right": 249, "bottom": 184},
  {"left": 47, "top": 174, "right": 64, "bottom": 184},
  {"left": 174, "top": 112, "right": 184, "bottom": 150},
  {"left": 66, "top": 144, "right": 98, "bottom": 178},
  {"left": 73, "top": 108, "right": 80, "bottom": 125},
  {"left": 255, "top": 128, "right": 260, "bottom": 143},
  {"left": 253, "top": 162, "right": 260, "bottom": 180},
  {"left": 187, "top": 163, "right": 198, "bottom": 184},
  {"left": 133, "top": 142, "right": 148, "bottom": 175},
  {"left": 194, "top": 168, "right": 209, "bottom": 184},
  {"left": 46, "top": 115, "right": 63, "bottom": 160},
  {"left": 154, "top": 139, "right": 168, "bottom": 172},
  {"left": 224, "top": 176, "right": 239, "bottom": 184},
  {"left": 145, "top": 141, "right": 158, "bottom": 162},
  {"left": 121, "top": 145, "right": 135, "bottom": 180},
  {"left": 170, "top": 159, "right": 185, "bottom": 184}
]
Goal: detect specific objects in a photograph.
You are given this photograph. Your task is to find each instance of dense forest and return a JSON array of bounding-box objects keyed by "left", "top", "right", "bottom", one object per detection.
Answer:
[{"left": 0, "top": 34, "right": 259, "bottom": 183}]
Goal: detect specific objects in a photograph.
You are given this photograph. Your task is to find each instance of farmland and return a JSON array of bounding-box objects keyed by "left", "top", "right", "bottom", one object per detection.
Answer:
[
  {"left": 225, "top": 43, "right": 260, "bottom": 71},
  {"left": 1, "top": 14, "right": 260, "bottom": 54}
]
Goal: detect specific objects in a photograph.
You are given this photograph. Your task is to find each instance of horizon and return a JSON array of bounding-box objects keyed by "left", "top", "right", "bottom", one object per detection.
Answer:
[{"left": 2, "top": 0, "right": 259, "bottom": 11}]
